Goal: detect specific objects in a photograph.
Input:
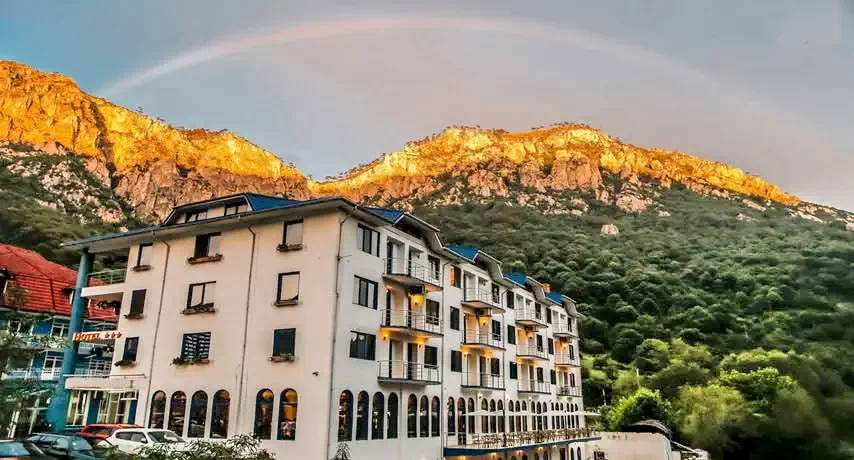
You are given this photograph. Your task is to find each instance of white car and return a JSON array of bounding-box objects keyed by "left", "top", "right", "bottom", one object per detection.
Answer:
[{"left": 98, "top": 428, "right": 187, "bottom": 454}]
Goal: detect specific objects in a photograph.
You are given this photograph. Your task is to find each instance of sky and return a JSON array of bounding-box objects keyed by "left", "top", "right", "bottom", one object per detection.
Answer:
[{"left": 1, "top": 1, "right": 852, "bottom": 209}]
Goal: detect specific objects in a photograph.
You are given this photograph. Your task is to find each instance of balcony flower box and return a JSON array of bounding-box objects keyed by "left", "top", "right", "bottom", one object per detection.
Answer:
[
  {"left": 187, "top": 254, "right": 223, "bottom": 265},
  {"left": 182, "top": 303, "right": 216, "bottom": 315},
  {"left": 172, "top": 357, "right": 210, "bottom": 366},
  {"left": 276, "top": 243, "right": 303, "bottom": 252},
  {"left": 131, "top": 264, "right": 152, "bottom": 272},
  {"left": 114, "top": 359, "right": 136, "bottom": 367},
  {"left": 274, "top": 299, "right": 299, "bottom": 307},
  {"left": 269, "top": 353, "right": 295, "bottom": 363},
  {"left": 124, "top": 312, "right": 145, "bottom": 320}
]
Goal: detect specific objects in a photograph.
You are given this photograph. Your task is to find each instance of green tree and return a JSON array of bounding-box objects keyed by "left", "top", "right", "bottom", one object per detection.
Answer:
[
  {"left": 634, "top": 338, "right": 670, "bottom": 373},
  {"left": 674, "top": 384, "right": 745, "bottom": 457},
  {"left": 606, "top": 388, "right": 672, "bottom": 431}
]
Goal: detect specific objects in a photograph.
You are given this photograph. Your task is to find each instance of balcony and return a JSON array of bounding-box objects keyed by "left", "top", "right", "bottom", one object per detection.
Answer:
[
  {"left": 516, "top": 308, "right": 547, "bottom": 328},
  {"left": 383, "top": 258, "right": 442, "bottom": 292},
  {"left": 518, "top": 380, "right": 552, "bottom": 395},
  {"left": 377, "top": 361, "right": 440, "bottom": 385},
  {"left": 554, "top": 353, "right": 580, "bottom": 367},
  {"left": 515, "top": 344, "right": 548, "bottom": 361},
  {"left": 461, "top": 288, "right": 504, "bottom": 312},
  {"left": 88, "top": 268, "right": 126, "bottom": 285},
  {"left": 444, "top": 428, "right": 598, "bottom": 457},
  {"left": 461, "top": 330, "right": 504, "bottom": 351},
  {"left": 83, "top": 268, "right": 126, "bottom": 299},
  {"left": 551, "top": 324, "right": 578, "bottom": 339},
  {"left": 557, "top": 385, "right": 583, "bottom": 397},
  {"left": 3, "top": 368, "right": 62, "bottom": 381},
  {"left": 462, "top": 372, "right": 505, "bottom": 390},
  {"left": 380, "top": 309, "right": 443, "bottom": 338}
]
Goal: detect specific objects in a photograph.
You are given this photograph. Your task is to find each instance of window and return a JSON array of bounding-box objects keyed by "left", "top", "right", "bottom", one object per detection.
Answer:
[
  {"left": 509, "top": 362, "right": 518, "bottom": 379},
  {"left": 419, "top": 395, "right": 429, "bottom": 437},
  {"left": 431, "top": 396, "right": 440, "bottom": 437},
  {"left": 387, "top": 393, "right": 398, "bottom": 439},
  {"left": 426, "top": 300, "right": 440, "bottom": 326},
  {"left": 168, "top": 391, "right": 186, "bottom": 436},
  {"left": 568, "top": 345, "right": 575, "bottom": 360},
  {"left": 136, "top": 243, "right": 152, "bottom": 267},
  {"left": 548, "top": 338, "right": 554, "bottom": 355},
  {"left": 407, "top": 394, "right": 417, "bottom": 438},
  {"left": 122, "top": 337, "right": 139, "bottom": 362},
  {"left": 536, "top": 367, "right": 544, "bottom": 382},
  {"left": 450, "top": 307, "right": 460, "bottom": 330},
  {"left": 50, "top": 321, "right": 69, "bottom": 338},
  {"left": 188, "top": 391, "right": 207, "bottom": 438},
  {"left": 254, "top": 389, "right": 274, "bottom": 439},
  {"left": 356, "top": 391, "right": 369, "bottom": 440},
  {"left": 187, "top": 282, "right": 215, "bottom": 310},
  {"left": 481, "top": 399, "right": 488, "bottom": 433},
  {"left": 457, "top": 397, "right": 466, "bottom": 437},
  {"left": 185, "top": 209, "right": 207, "bottom": 223},
  {"left": 349, "top": 332, "right": 376, "bottom": 360},
  {"left": 357, "top": 224, "right": 380, "bottom": 256},
  {"left": 276, "top": 272, "right": 300, "bottom": 304},
  {"left": 467, "top": 398, "right": 475, "bottom": 434},
  {"left": 273, "top": 328, "right": 296, "bottom": 358},
  {"left": 507, "top": 325, "right": 516, "bottom": 345},
  {"left": 491, "top": 320, "right": 501, "bottom": 341},
  {"left": 570, "top": 373, "right": 576, "bottom": 387},
  {"left": 450, "top": 350, "right": 462, "bottom": 372},
  {"left": 353, "top": 276, "right": 378, "bottom": 309},
  {"left": 428, "top": 256, "right": 440, "bottom": 281},
  {"left": 450, "top": 266, "right": 461, "bottom": 288},
  {"left": 193, "top": 232, "right": 221, "bottom": 258},
  {"left": 447, "top": 398, "right": 455, "bottom": 435},
  {"left": 282, "top": 220, "right": 303, "bottom": 248},
  {"left": 546, "top": 308, "right": 552, "bottom": 324},
  {"left": 535, "top": 303, "right": 542, "bottom": 319},
  {"left": 149, "top": 391, "right": 166, "bottom": 428},
  {"left": 224, "top": 203, "right": 248, "bottom": 216},
  {"left": 536, "top": 334, "right": 544, "bottom": 352},
  {"left": 425, "top": 346, "right": 438, "bottom": 366},
  {"left": 129, "top": 289, "right": 146, "bottom": 316},
  {"left": 338, "top": 391, "right": 353, "bottom": 441},
  {"left": 180, "top": 332, "right": 211, "bottom": 361},
  {"left": 551, "top": 369, "right": 557, "bottom": 385},
  {"left": 371, "top": 392, "right": 384, "bottom": 440},
  {"left": 490, "top": 357, "right": 501, "bottom": 376},
  {"left": 210, "top": 390, "right": 230, "bottom": 438},
  {"left": 506, "top": 292, "right": 515, "bottom": 309}
]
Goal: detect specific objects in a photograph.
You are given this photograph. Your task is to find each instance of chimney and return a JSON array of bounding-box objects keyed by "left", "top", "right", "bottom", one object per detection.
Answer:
[{"left": 542, "top": 283, "right": 550, "bottom": 293}]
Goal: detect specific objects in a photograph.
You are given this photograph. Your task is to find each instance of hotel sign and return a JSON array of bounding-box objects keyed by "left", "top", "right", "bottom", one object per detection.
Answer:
[{"left": 73, "top": 331, "right": 122, "bottom": 343}]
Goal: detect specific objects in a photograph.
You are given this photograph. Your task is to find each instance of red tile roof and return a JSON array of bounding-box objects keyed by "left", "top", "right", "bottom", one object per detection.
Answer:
[{"left": 0, "top": 244, "right": 117, "bottom": 321}]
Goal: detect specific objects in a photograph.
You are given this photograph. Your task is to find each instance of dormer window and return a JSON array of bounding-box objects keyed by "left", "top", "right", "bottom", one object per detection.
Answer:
[
  {"left": 224, "top": 203, "right": 249, "bottom": 216},
  {"left": 185, "top": 210, "right": 208, "bottom": 223}
]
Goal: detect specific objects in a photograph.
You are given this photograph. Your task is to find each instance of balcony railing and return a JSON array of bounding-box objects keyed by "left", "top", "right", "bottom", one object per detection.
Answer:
[
  {"left": 516, "top": 308, "right": 547, "bottom": 327},
  {"left": 554, "top": 353, "right": 580, "bottom": 367},
  {"left": 384, "top": 258, "right": 441, "bottom": 289},
  {"left": 462, "top": 372, "right": 505, "bottom": 390},
  {"left": 518, "top": 380, "right": 551, "bottom": 394},
  {"left": 551, "top": 324, "right": 578, "bottom": 338},
  {"left": 3, "top": 368, "right": 63, "bottom": 381},
  {"left": 377, "top": 361, "right": 440, "bottom": 384},
  {"left": 515, "top": 344, "right": 548, "bottom": 360},
  {"left": 450, "top": 428, "right": 596, "bottom": 452},
  {"left": 88, "top": 268, "right": 126, "bottom": 285},
  {"left": 381, "top": 309, "right": 443, "bottom": 336},
  {"left": 462, "top": 330, "right": 504, "bottom": 349},
  {"left": 557, "top": 385, "right": 583, "bottom": 397},
  {"left": 462, "top": 288, "right": 503, "bottom": 310}
]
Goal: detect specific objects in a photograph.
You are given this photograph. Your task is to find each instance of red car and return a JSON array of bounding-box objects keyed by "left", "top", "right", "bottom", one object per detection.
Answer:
[{"left": 75, "top": 424, "right": 141, "bottom": 442}]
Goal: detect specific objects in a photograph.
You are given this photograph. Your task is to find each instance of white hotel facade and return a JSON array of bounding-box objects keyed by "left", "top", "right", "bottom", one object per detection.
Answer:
[{"left": 56, "top": 193, "right": 596, "bottom": 460}]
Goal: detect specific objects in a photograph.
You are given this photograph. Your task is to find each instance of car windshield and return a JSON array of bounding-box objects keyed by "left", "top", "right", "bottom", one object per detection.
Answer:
[
  {"left": 0, "top": 441, "right": 45, "bottom": 456},
  {"left": 70, "top": 437, "right": 93, "bottom": 450},
  {"left": 148, "top": 431, "right": 184, "bottom": 443}
]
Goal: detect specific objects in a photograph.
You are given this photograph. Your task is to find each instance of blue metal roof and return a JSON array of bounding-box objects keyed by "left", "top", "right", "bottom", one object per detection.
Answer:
[
  {"left": 446, "top": 244, "right": 478, "bottom": 261},
  {"left": 245, "top": 193, "right": 301, "bottom": 211},
  {"left": 365, "top": 207, "right": 404, "bottom": 223},
  {"left": 503, "top": 272, "right": 527, "bottom": 286},
  {"left": 546, "top": 291, "right": 564, "bottom": 303}
]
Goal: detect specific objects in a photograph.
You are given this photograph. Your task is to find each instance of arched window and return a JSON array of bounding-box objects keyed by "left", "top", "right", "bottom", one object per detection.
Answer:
[
  {"left": 278, "top": 389, "right": 297, "bottom": 440},
  {"left": 481, "top": 399, "right": 489, "bottom": 433},
  {"left": 457, "top": 397, "right": 466, "bottom": 439},
  {"left": 149, "top": 391, "right": 166, "bottom": 428},
  {"left": 387, "top": 393, "right": 399, "bottom": 439},
  {"left": 419, "top": 395, "right": 429, "bottom": 437},
  {"left": 571, "top": 448, "right": 576, "bottom": 460},
  {"left": 497, "top": 401, "right": 504, "bottom": 432},
  {"left": 577, "top": 447, "right": 581, "bottom": 460},
  {"left": 521, "top": 401, "right": 527, "bottom": 411},
  {"left": 544, "top": 452, "right": 550, "bottom": 460},
  {"left": 254, "top": 389, "right": 274, "bottom": 440},
  {"left": 371, "top": 392, "right": 384, "bottom": 440},
  {"left": 467, "top": 398, "right": 475, "bottom": 434},
  {"left": 431, "top": 396, "right": 440, "bottom": 437},
  {"left": 188, "top": 391, "right": 207, "bottom": 438},
  {"left": 447, "top": 398, "right": 456, "bottom": 435},
  {"left": 407, "top": 394, "right": 417, "bottom": 438},
  {"left": 489, "top": 400, "right": 497, "bottom": 433},
  {"left": 356, "top": 391, "right": 370, "bottom": 440},
  {"left": 210, "top": 390, "right": 230, "bottom": 438},
  {"left": 338, "top": 390, "right": 353, "bottom": 441},
  {"left": 168, "top": 391, "right": 186, "bottom": 436}
]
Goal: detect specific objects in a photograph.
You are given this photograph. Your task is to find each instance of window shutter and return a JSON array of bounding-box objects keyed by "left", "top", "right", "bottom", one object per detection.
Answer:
[
  {"left": 548, "top": 338, "right": 554, "bottom": 354},
  {"left": 509, "top": 362, "right": 517, "bottom": 379},
  {"left": 130, "top": 290, "right": 146, "bottom": 315}
]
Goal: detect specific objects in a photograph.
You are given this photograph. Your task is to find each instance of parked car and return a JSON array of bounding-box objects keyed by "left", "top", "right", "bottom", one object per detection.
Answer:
[
  {"left": 24, "top": 434, "right": 102, "bottom": 459},
  {"left": 75, "top": 424, "right": 140, "bottom": 443},
  {"left": 98, "top": 429, "right": 186, "bottom": 454},
  {"left": 0, "top": 440, "right": 51, "bottom": 459}
]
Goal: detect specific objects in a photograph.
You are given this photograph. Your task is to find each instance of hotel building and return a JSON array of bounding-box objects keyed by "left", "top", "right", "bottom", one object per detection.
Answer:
[{"left": 52, "top": 193, "right": 597, "bottom": 459}]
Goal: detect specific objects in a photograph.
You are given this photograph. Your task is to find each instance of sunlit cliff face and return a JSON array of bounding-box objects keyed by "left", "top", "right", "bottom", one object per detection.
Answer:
[{"left": 0, "top": 60, "right": 799, "bottom": 219}]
